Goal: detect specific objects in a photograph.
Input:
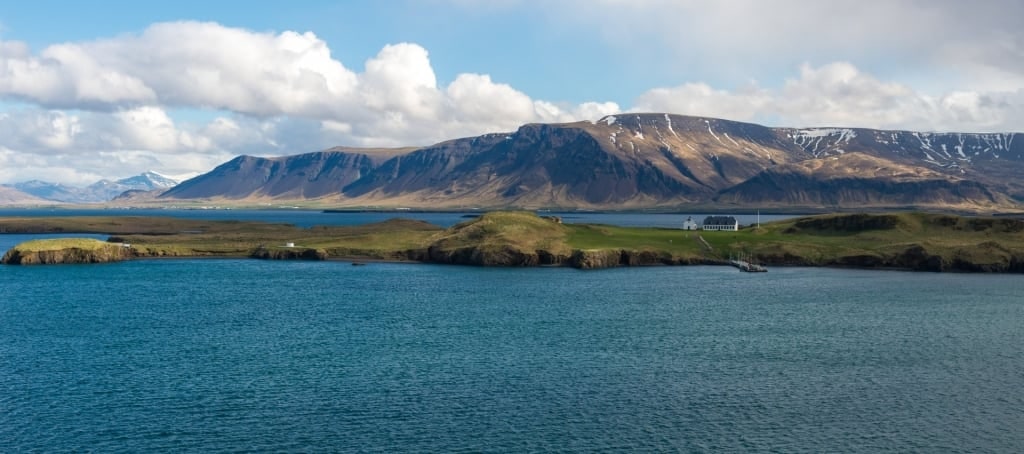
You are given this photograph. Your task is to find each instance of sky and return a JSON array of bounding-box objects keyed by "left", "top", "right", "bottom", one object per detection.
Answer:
[{"left": 1, "top": 0, "right": 1023, "bottom": 185}]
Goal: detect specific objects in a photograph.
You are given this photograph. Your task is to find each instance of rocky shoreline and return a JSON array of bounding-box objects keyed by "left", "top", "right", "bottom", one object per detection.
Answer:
[
  {"left": 2, "top": 243, "right": 132, "bottom": 265},
  {"left": 4, "top": 211, "right": 1024, "bottom": 273},
  {"left": 8, "top": 242, "right": 1021, "bottom": 273}
]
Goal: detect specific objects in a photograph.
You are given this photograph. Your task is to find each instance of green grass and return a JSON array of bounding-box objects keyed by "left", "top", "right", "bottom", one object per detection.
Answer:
[
  {"left": 566, "top": 224, "right": 704, "bottom": 255},
  {"left": 14, "top": 238, "right": 111, "bottom": 252},
  {"left": 112, "top": 218, "right": 443, "bottom": 257},
  {"left": 698, "top": 212, "right": 1024, "bottom": 266},
  {"left": 4, "top": 211, "right": 1024, "bottom": 270},
  {"left": 430, "top": 211, "right": 572, "bottom": 254}
]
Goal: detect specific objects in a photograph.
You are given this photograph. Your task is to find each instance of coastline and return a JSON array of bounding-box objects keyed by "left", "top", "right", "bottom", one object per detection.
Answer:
[
  {"left": 3, "top": 244, "right": 1013, "bottom": 273},
  {"left": 3, "top": 211, "right": 1024, "bottom": 273}
]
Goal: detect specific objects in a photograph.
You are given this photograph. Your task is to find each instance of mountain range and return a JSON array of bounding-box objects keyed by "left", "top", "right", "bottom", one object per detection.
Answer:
[
  {"left": 0, "top": 186, "right": 48, "bottom": 205},
  {"left": 4, "top": 171, "right": 181, "bottom": 204},
  {"left": 157, "top": 114, "right": 1023, "bottom": 212}
]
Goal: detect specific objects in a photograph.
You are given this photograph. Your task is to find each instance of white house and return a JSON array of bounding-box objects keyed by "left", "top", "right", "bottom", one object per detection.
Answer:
[
  {"left": 702, "top": 216, "right": 739, "bottom": 231},
  {"left": 682, "top": 216, "right": 699, "bottom": 230}
]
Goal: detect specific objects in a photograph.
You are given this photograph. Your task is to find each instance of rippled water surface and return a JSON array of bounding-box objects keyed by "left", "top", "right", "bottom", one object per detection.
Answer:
[
  {"left": 2, "top": 260, "right": 1023, "bottom": 452},
  {"left": 0, "top": 208, "right": 794, "bottom": 228}
]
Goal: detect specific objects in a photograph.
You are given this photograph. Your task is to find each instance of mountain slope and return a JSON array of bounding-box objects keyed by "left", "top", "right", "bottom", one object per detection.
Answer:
[
  {"left": 156, "top": 114, "right": 1024, "bottom": 211},
  {"left": 12, "top": 180, "right": 85, "bottom": 203},
  {"left": 117, "top": 171, "right": 179, "bottom": 190},
  {"left": 161, "top": 148, "right": 414, "bottom": 200},
  {"left": 341, "top": 115, "right": 804, "bottom": 207},
  {"left": 11, "top": 171, "right": 184, "bottom": 203},
  {"left": 0, "top": 186, "right": 49, "bottom": 205},
  {"left": 715, "top": 153, "right": 1006, "bottom": 209}
]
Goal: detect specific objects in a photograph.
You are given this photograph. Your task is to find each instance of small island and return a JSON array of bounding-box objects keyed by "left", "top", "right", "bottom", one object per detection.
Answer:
[
  {"left": 2, "top": 238, "right": 133, "bottom": 265},
  {"left": 2, "top": 211, "right": 1024, "bottom": 272}
]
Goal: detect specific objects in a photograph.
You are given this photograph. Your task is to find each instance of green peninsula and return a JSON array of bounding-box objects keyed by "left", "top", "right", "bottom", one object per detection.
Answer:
[{"left": 2, "top": 211, "right": 1024, "bottom": 272}]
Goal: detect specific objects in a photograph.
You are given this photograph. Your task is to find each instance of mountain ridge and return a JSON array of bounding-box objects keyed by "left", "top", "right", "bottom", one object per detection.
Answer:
[
  {"left": 0, "top": 186, "right": 49, "bottom": 205},
  {"left": 5, "top": 171, "right": 183, "bottom": 204},
  {"left": 130, "top": 114, "right": 1024, "bottom": 210}
]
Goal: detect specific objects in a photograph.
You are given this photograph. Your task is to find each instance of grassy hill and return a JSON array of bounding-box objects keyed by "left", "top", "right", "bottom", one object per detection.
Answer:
[
  {"left": 2, "top": 238, "right": 131, "bottom": 264},
  {"left": 3, "top": 211, "right": 1024, "bottom": 271}
]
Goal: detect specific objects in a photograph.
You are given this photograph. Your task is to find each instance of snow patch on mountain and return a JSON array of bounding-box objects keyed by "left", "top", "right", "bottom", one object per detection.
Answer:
[
  {"left": 791, "top": 128, "right": 857, "bottom": 157},
  {"left": 9, "top": 171, "right": 182, "bottom": 203},
  {"left": 664, "top": 114, "right": 679, "bottom": 139},
  {"left": 704, "top": 120, "right": 724, "bottom": 145}
]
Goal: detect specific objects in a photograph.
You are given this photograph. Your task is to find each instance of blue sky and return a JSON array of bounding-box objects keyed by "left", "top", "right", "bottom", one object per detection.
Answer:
[
  {"left": 0, "top": 1, "right": 689, "bottom": 107},
  {"left": 1, "top": 0, "right": 1022, "bottom": 184}
]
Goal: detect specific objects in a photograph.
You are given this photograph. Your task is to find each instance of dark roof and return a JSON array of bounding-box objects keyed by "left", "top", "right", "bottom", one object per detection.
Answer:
[{"left": 703, "top": 216, "right": 738, "bottom": 225}]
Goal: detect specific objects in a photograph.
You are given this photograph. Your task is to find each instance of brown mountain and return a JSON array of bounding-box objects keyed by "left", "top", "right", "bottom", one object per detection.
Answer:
[
  {"left": 157, "top": 114, "right": 1024, "bottom": 211},
  {"left": 162, "top": 146, "right": 414, "bottom": 201},
  {"left": 715, "top": 153, "right": 1008, "bottom": 210},
  {"left": 0, "top": 186, "right": 48, "bottom": 205}
]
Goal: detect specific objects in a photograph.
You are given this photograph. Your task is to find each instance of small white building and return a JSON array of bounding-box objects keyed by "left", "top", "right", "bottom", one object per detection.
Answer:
[
  {"left": 285, "top": 242, "right": 295, "bottom": 248},
  {"left": 682, "top": 216, "right": 699, "bottom": 230},
  {"left": 702, "top": 216, "right": 739, "bottom": 231}
]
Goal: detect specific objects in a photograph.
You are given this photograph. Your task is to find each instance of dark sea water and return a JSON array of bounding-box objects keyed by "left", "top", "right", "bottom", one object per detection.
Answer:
[
  {"left": 0, "top": 208, "right": 793, "bottom": 228},
  {"left": 2, "top": 257, "right": 1023, "bottom": 452}
]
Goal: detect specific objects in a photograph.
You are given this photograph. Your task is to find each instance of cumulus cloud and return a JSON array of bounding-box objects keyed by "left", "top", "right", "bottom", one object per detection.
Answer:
[
  {"left": 0, "top": 106, "right": 244, "bottom": 184},
  {"left": 634, "top": 82, "right": 772, "bottom": 122},
  {"left": 634, "top": 62, "right": 1024, "bottom": 132},
  {"left": 0, "top": 21, "right": 606, "bottom": 132},
  {"left": 360, "top": 43, "right": 440, "bottom": 120},
  {"left": 0, "top": 22, "right": 358, "bottom": 115},
  {"left": 564, "top": 0, "right": 1024, "bottom": 85},
  {"left": 3, "top": 12, "right": 1023, "bottom": 186},
  {"left": 0, "top": 21, "right": 621, "bottom": 183}
]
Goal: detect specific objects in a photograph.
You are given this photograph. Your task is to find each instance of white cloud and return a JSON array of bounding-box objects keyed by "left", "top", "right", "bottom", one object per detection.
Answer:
[
  {"left": 0, "top": 22, "right": 360, "bottom": 116},
  {"left": 3, "top": 13, "right": 1023, "bottom": 186},
  {"left": 634, "top": 82, "right": 771, "bottom": 122},
  {"left": 633, "top": 61, "right": 1023, "bottom": 132},
  {"left": 0, "top": 106, "right": 242, "bottom": 184},
  {"left": 0, "top": 21, "right": 611, "bottom": 133},
  {"left": 360, "top": 43, "right": 441, "bottom": 120},
  {"left": 446, "top": 73, "right": 538, "bottom": 125},
  {"left": 572, "top": 102, "right": 622, "bottom": 122},
  {"left": 0, "top": 109, "right": 82, "bottom": 152},
  {"left": 0, "top": 21, "right": 623, "bottom": 183},
  {"left": 562, "top": 0, "right": 1024, "bottom": 86}
]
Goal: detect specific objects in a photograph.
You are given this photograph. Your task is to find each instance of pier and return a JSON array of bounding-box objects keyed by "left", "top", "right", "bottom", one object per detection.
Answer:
[{"left": 730, "top": 259, "right": 767, "bottom": 272}]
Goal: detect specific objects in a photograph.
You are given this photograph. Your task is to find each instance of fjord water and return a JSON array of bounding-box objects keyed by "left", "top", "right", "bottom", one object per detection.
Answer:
[
  {"left": 0, "top": 208, "right": 793, "bottom": 228},
  {"left": 2, "top": 259, "right": 1023, "bottom": 452}
]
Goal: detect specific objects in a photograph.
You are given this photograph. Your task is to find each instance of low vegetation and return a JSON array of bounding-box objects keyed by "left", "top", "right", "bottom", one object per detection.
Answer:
[
  {"left": 3, "top": 212, "right": 1024, "bottom": 271},
  {"left": 13, "top": 238, "right": 111, "bottom": 252},
  {"left": 2, "top": 238, "right": 130, "bottom": 265},
  {"left": 696, "top": 212, "right": 1024, "bottom": 271}
]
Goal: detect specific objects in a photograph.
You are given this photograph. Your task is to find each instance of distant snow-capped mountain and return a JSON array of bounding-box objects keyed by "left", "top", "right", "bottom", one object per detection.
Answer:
[
  {"left": 10, "top": 180, "right": 84, "bottom": 203},
  {"left": 0, "top": 186, "right": 48, "bottom": 205},
  {"left": 7, "top": 171, "right": 182, "bottom": 203},
  {"left": 113, "top": 171, "right": 180, "bottom": 190}
]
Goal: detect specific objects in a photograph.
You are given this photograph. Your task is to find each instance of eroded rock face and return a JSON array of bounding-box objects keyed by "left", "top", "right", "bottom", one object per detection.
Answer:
[
  {"left": 424, "top": 245, "right": 546, "bottom": 267},
  {"left": 890, "top": 245, "right": 947, "bottom": 271},
  {"left": 2, "top": 245, "right": 131, "bottom": 265},
  {"left": 569, "top": 249, "right": 623, "bottom": 269},
  {"left": 568, "top": 249, "right": 717, "bottom": 269},
  {"left": 250, "top": 248, "right": 328, "bottom": 261}
]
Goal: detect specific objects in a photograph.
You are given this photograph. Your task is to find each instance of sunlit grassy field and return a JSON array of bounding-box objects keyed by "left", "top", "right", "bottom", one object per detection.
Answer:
[{"left": 3, "top": 211, "right": 1023, "bottom": 270}]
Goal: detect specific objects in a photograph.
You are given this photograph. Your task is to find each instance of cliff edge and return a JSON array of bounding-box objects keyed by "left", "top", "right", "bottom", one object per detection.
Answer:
[{"left": 2, "top": 238, "right": 132, "bottom": 265}]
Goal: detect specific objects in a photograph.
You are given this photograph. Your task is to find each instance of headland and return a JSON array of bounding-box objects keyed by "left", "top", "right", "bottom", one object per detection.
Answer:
[{"left": 2, "top": 211, "right": 1023, "bottom": 272}]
